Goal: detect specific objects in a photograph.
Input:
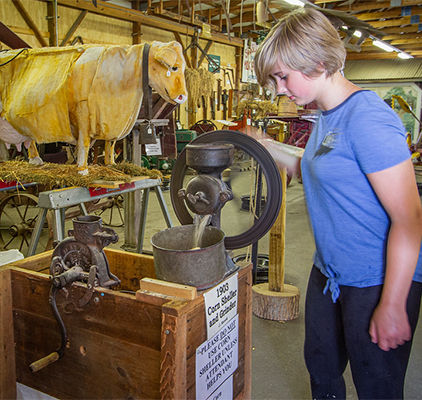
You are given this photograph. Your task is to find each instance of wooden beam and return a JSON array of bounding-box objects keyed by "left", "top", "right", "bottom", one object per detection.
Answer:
[
  {"left": 173, "top": 31, "right": 192, "bottom": 68},
  {"left": 12, "top": 0, "right": 48, "bottom": 47},
  {"left": 60, "top": 9, "right": 88, "bottom": 46},
  {"left": 381, "top": 25, "right": 422, "bottom": 35},
  {"left": 346, "top": 51, "right": 404, "bottom": 60},
  {"left": 151, "top": 7, "right": 220, "bottom": 31},
  {"left": 35, "top": 0, "right": 243, "bottom": 47},
  {"left": 0, "top": 20, "right": 31, "bottom": 49},
  {"left": 197, "top": 40, "right": 213, "bottom": 67},
  {"left": 369, "top": 16, "right": 411, "bottom": 28},
  {"left": 131, "top": 1, "right": 141, "bottom": 44},
  {"left": 355, "top": 9, "right": 414, "bottom": 21}
]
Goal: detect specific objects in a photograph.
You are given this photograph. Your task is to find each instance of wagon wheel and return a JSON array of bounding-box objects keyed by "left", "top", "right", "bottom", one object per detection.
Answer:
[
  {"left": 190, "top": 119, "right": 218, "bottom": 134},
  {"left": 0, "top": 193, "right": 54, "bottom": 255},
  {"left": 94, "top": 194, "right": 125, "bottom": 227}
]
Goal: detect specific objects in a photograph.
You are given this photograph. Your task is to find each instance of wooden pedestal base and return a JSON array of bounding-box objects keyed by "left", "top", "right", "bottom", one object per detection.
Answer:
[{"left": 252, "top": 283, "right": 300, "bottom": 321}]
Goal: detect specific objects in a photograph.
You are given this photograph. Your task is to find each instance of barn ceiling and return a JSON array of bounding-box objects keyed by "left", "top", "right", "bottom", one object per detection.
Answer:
[
  {"left": 2, "top": 0, "right": 421, "bottom": 60},
  {"left": 144, "top": 0, "right": 422, "bottom": 60}
]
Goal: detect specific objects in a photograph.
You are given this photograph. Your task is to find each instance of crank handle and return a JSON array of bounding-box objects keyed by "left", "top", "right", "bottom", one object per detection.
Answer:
[
  {"left": 29, "top": 351, "right": 60, "bottom": 373},
  {"left": 186, "top": 191, "right": 210, "bottom": 205}
]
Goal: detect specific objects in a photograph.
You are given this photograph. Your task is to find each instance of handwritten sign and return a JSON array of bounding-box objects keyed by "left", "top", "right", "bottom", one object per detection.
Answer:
[
  {"left": 196, "top": 315, "right": 238, "bottom": 400},
  {"left": 204, "top": 273, "right": 238, "bottom": 339}
]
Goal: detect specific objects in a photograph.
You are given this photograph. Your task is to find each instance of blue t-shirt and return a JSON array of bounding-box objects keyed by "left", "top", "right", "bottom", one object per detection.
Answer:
[{"left": 301, "top": 90, "right": 422, "bottom": 302}]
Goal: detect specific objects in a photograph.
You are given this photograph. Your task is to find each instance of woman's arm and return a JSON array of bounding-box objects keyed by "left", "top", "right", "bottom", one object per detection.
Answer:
[{"left": 367, "top": 158, "right": 422, "bottom": 351}]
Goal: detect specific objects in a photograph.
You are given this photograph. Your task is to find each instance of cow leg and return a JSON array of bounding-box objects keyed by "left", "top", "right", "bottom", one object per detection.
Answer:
[
  {"left": 77, "top": 133, "right": 91, "bottom": 175},
  {"left": 104, "top": 140, "right": 116, "bottom": 165},
  {"left": 28, "top": 141, "right": 44, "bottom": 166}
]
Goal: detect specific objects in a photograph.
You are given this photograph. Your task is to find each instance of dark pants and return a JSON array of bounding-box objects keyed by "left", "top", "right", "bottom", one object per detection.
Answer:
[{"left": 304, "top": 266, "right": 422, "bottom": 400}]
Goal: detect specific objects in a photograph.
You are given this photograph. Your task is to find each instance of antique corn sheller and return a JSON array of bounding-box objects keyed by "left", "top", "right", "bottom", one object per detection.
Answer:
[{"left": 29, "top": 215, "right": 120, "bottom": 372}]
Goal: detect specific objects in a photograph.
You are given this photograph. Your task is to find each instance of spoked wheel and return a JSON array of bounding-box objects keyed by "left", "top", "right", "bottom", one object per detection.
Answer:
[
  {"left": 94, "top": 194, "right": 124, "bottom": 227},
  {"left": 0, "top": 193, "right": 53, "bottom": 255},
  {"left": 170, "top": 130, "right": 282, "bottom": 250},
  {"left": 190, "top": 119, "right": 218, "bottom": 135}
]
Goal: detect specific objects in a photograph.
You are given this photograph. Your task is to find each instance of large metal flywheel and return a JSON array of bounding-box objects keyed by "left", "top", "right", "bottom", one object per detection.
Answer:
[{"left": 170, "top": 130, "right": 282, "bottom": 250}]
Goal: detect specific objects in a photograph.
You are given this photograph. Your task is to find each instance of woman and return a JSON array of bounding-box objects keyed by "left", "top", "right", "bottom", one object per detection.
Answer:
[{"left": 254, "top": 7, "right": 422, "bottom": 399}]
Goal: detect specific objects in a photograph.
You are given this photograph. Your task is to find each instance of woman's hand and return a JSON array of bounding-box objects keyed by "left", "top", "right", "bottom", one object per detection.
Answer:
[
  {"left": 367, "top": 158, "right": 422, "bottom": 352},
  {"left": 369, "top": 302, "right": 412, "bottom": 351}
]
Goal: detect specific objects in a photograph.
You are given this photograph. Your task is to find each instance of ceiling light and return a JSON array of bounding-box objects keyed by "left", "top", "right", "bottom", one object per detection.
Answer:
[
  {"left": 283, "top": 0, "right": 305, "bottom": 7},
  {"left": 398, "top": 52, "right": 413, "bottom": 59},
  {"left": 353, "top": 30, "right": 362, "bottom": 38},
  {"left": 373, "top": 39, "right": 394, "bottom": 52}
]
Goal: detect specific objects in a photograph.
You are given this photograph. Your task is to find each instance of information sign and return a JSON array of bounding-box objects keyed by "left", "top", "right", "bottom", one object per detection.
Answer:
[
  {"left": 203, "top": 273, "right": 238, "bottom": 339},
  {"left": 196, "top": 315, "right": 239, "bottom": 399}
]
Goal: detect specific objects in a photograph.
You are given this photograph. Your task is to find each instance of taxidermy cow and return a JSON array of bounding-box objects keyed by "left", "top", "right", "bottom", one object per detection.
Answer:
[{"left": 0, "top": 41, "right": 187, "bottom": 174}]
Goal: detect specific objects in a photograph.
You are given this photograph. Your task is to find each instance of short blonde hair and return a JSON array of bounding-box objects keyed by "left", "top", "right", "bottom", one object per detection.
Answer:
[{"left": 254, "top": 7, "right": 346, "bottom": 96}]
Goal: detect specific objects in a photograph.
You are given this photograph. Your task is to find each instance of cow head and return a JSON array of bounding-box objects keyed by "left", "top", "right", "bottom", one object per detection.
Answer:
[{"left": 148, "top": 41, "right": 188, "bottom": 105}]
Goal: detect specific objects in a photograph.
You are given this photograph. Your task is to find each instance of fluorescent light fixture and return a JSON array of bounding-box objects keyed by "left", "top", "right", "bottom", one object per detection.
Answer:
[
  {"left": 373, "top": 39, "right": 394, "bottom": 52},
  {"left": 398, "top": 52, "right": 413, "bottom": 59},
  {"left": 353, "top": 30, "right": 362, "bottom": 38},
  {"left": 370, "top": 35, "right": 413, "bottom": 58},
  {"left": 283, "top": 0, "right": 304, "bottom": 6}
]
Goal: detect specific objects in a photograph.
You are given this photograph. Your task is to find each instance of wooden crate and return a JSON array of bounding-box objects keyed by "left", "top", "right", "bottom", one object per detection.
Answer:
[{"left": 0, "top": 249, "right": 252, "bottom": 400}]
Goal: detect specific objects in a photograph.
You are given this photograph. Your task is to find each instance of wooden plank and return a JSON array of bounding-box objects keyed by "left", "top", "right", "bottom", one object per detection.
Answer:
[
  {"left": 104, "top": 248, "right": 156, "bottom": 292},
  {"left": 0, "top": 268, "right": 16, "bottom": 400},
  {"left": 136, "top": 289, "right": 175, "bottom": 306},
  {"left": 140, "top": 278, "right": 197, "bottom": 300},
  {"left": 11, "top": 268, "right": 163, "bottom": 349},
  {"left": 14, "top": 310, "right": 161, "bottom": 400},
  {"left": 160, "top": 312, "right": 188, "bottom": 399},
  {"left": 242, "top": 264, "right": 253, "bottom": 399},
  {"left": 7, "top": 249, "right": 52, "bottom": 273},
  {"left": 89, "top": 176, "right": 149, "bottom": 189},
  {"left": 7, "top": 247, "right": 156, "bottom": 292}
]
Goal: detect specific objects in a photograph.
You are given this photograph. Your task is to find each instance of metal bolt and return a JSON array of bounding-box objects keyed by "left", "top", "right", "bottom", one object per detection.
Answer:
[{"left": 165, "top": 329, "right": 170, "bottom": 335}]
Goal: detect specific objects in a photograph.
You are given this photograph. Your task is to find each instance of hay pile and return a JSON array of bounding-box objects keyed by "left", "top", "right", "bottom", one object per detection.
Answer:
[
  {"left": 185, "top": 67, "right": 215, "bottom": 106},
  {"left": 0, "top": 160, "right": 162, "bottom": 190},
  {"left": 236, "top": 100, "right": 277, "bottom": 119}
]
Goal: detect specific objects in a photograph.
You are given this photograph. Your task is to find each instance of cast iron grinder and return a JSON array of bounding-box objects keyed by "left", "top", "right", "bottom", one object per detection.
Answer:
[
  {"left": 154, "top": 132, "right": 282, "bottom": 289},
  {"left": 177, "top": 143, "right": 234, "bottom": 227},
  {"left": 170, "top": 130, "right": 282, "bottom": 251},
  {"left": 29, "top": 215, "right": 120, "bottom": 373}
]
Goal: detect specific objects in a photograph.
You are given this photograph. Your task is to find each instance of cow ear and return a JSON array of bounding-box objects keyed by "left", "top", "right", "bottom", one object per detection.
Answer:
[{"left": 155, "top": 47, "right": 177, "bottom": 69}]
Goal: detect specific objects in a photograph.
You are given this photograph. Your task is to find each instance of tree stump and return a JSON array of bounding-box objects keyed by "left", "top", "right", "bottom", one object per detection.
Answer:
[{"left": 252, "top": 282, "right": 300, "bottom": 321}]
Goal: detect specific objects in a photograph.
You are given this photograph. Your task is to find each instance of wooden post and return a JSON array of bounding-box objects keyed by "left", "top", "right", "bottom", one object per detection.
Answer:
[
  {"left": 0, "top": 269, "right": 16, "bottom": 399},
  {"left": 268, "top": 168, "right": 286, "bottom": 292},
  {"left": 252, "top": 168, "right": 300, "bottom": 321}
]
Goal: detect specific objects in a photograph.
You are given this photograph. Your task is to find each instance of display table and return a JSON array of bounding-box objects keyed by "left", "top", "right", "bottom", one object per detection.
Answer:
[{"left": 0, "top": 249, "right": 252, "bottom": 400}]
